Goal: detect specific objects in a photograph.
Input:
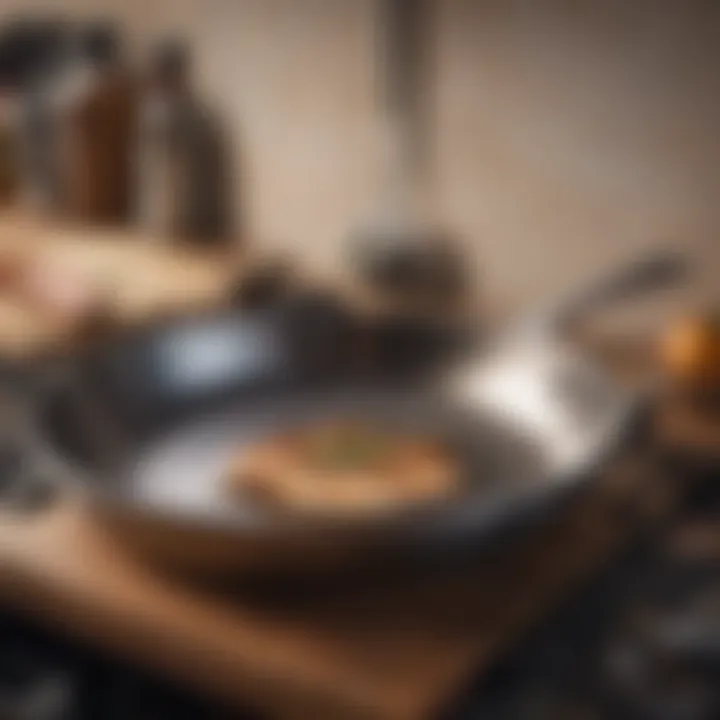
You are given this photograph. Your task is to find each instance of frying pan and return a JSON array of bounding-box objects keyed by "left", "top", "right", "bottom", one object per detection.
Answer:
[{"left": 25, "top": 251, "right": 685, "bottom": 579}]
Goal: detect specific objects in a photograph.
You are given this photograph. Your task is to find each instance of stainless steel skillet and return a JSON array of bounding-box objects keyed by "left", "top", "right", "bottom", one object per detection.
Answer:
[{"left": 26, "top": 251, "right": 685, "bottom": 579}]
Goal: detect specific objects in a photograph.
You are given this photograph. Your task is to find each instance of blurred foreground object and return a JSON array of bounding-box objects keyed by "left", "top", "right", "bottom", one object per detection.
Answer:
[
  {"left": 135, "top": 39, "right": 230, "bottom": 246},
  {"left": 349, "top": 0, "right": 468, "bottom": 318},
  {"left": 57, "top": 22, "right": 137, "bottom": 223},
  {"left": 662, "top": 312, "right": 720, "bottom": 401}
]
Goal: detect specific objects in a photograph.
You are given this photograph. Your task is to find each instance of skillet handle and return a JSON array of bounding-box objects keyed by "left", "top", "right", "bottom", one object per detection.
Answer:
[{"left": 528, "top": 249, "right": 689, "bottom": 335}]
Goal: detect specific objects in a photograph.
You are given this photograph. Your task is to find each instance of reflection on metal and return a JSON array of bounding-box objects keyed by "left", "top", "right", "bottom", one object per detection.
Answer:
[{"left": 449, "top": 337, "right": 628, "bottom": 472}]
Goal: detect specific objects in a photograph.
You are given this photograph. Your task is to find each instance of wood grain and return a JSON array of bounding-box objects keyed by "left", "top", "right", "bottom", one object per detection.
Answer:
[{"left": 0, "top": 455, "right": 684, "bottom": 720}]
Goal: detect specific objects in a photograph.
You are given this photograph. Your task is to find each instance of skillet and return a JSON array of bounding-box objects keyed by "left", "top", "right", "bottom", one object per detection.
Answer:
[{"left": 23, "top": 251, "right": 685, "bottom": 579}]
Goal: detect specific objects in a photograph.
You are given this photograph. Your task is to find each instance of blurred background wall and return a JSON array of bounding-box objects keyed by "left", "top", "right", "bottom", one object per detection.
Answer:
[{"left": 2, "top": 0, "right": 719, "bottom": 316}]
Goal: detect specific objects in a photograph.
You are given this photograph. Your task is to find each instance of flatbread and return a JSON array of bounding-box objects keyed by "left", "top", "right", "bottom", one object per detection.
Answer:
[{"left": 225, "top": 421, "right": 459, "bottom": 516}]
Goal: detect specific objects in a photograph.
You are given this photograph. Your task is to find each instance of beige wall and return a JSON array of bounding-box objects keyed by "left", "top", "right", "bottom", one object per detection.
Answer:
[{"left": 3, "top": 0, "right": 719, "bottom": 320}]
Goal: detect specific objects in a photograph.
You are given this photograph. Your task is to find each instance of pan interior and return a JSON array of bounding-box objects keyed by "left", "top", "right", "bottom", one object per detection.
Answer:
[{"left": 114, "top": 388, "right": 552, "bottom": 528}]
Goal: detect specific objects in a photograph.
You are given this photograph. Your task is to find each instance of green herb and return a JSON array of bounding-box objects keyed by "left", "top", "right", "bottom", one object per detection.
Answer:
[{"left": 310, "top": 425, "right": 391, "bottom": 471}]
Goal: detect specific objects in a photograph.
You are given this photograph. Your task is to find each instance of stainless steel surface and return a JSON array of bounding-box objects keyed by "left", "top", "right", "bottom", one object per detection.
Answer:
[
  {"left": 108, "top": 390, "right": 544, "bottom": 525},
  {"left": 517, "top": 250, "right": 687, "bottom": 336},
  {"left": 449, "top": 337, "right": 631, "bottom": 479},
  {"left": 448, "top": 250, "right": 686, "bottom": 475}
]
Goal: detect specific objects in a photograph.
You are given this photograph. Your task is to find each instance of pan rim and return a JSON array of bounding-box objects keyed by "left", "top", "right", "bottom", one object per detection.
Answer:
[{"left": 30, "top": 380, "right": 640, "bottom": 542}]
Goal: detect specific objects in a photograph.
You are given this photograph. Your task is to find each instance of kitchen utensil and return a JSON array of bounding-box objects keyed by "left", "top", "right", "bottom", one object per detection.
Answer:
[{"left": 350, "top": 0, "right": 466, "bottom": 315}]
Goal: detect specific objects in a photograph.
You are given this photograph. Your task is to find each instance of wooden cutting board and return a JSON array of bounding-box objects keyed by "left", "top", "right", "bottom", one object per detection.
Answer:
[{"left": 0, "top": 454, "right": 684, "bottom": 720}]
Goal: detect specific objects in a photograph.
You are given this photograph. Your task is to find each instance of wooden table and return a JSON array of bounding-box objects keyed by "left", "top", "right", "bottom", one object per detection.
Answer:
[{"left": 0, "top": 216, "right": 716, "bottom": 719}]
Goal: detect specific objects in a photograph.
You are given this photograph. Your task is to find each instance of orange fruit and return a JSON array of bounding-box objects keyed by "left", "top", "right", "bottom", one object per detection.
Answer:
[{"left": 661, "top": 314, "right": 720, "bottom": 389}]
